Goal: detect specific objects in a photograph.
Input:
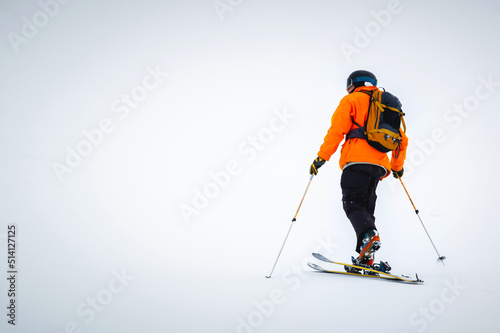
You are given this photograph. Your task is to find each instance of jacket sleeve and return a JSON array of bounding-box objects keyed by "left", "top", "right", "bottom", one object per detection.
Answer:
[
  {"left": 317, "top": 97, "right": 354, "bottom": 161},
  {"left": 390, "top": 130, "right": 408, "bottom": 171}
]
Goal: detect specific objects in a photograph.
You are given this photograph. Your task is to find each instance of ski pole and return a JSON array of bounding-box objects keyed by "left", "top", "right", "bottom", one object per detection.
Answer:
[
  {"left": 265, "top": 174, "right": 314, "bottom": 278},
  {"left": 396, "top": 174, "right": 446, "bottom": 265}
]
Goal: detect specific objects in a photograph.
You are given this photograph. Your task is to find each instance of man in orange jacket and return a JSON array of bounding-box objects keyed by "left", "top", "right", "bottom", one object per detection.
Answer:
[{"left": 310, "top": 70, "right": 408, "bottom": 270}]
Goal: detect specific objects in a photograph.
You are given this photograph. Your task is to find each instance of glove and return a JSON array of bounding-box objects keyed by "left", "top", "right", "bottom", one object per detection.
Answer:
[
  {"left": 392, "top": 168, "right": 404, "bottom": 179},
  {"left": 310, "top": 157, "right": 326, "bottom": 175}
]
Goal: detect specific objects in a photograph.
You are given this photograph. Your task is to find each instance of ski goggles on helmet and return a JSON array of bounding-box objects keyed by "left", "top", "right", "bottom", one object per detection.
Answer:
[{"left": 346, "top": 76, "right": 378, "bottom": 93}]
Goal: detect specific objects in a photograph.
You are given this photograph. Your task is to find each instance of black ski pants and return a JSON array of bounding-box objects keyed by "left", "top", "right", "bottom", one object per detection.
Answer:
[{"left": 340, "top": 164, "right": 386, "bottom": 253}]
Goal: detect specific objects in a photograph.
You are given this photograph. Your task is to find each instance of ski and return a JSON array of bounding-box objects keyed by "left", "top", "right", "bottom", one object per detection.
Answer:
[
  {"left": 308, "top": 263, "right": 415, "bottom": 282},
  {"left": 310, "top": 253, "right": 423, "bottom": 284}
]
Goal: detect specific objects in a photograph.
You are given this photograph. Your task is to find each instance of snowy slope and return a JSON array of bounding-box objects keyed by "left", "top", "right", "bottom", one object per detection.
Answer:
[{"left": 1, "top": 0, "right": 500, "bottom": 332}]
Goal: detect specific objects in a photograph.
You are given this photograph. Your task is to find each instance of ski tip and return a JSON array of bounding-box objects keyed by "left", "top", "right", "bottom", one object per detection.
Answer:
[
  {"left": 312, "top": 252, "right": 328, "bottom": 261},
  {"left": 308, "top": 262, "right": 322, "bottom": 270}
]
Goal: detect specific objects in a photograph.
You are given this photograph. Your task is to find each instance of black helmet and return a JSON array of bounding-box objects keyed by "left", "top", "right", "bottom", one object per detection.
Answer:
[{"left": 346, "top": 70, "right": 377, "bottom": 93}]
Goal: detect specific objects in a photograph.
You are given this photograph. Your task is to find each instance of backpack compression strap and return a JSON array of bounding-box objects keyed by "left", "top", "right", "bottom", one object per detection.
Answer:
[{"left": 371, "top": 94, "right": 407, "bottom": 134}]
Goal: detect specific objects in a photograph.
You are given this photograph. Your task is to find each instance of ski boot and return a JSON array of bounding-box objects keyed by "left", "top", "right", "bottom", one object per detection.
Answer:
[
  {"left": 344, "top": 229, "right": 381, "bottom": 275},
  {"left": 358, "top": 229, "right": 381, "bottom": 266}
]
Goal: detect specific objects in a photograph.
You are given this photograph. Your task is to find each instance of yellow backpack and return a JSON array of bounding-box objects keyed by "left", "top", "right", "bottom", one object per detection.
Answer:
[{"left": 347, "top": 89, "right": 406, "bottom": 153}]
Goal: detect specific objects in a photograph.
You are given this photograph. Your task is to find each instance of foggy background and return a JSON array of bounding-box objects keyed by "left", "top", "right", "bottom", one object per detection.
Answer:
[{"left": 1, "top": 0, "right": 499, "bottom": 332}]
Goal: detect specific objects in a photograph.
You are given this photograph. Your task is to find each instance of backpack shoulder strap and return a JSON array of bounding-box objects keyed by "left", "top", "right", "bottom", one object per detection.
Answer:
[{"left": 346, "top": 90, "right": 375, "bottom": 140}]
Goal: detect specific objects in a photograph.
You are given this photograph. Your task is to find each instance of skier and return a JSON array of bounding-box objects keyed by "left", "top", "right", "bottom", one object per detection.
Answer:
[{"left": 309, "top": 70, "right": 408, "bottom": 270}]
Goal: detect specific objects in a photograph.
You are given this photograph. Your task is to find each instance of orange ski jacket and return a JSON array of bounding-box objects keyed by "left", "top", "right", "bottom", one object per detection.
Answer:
[{"left": 317, "top": 86, "right": 408, "bottom": 179}]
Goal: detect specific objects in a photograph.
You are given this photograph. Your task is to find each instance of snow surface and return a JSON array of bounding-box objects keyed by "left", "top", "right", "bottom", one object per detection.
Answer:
[{"left": 1, "top": 0, "right": 500, "bottom": 332}]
